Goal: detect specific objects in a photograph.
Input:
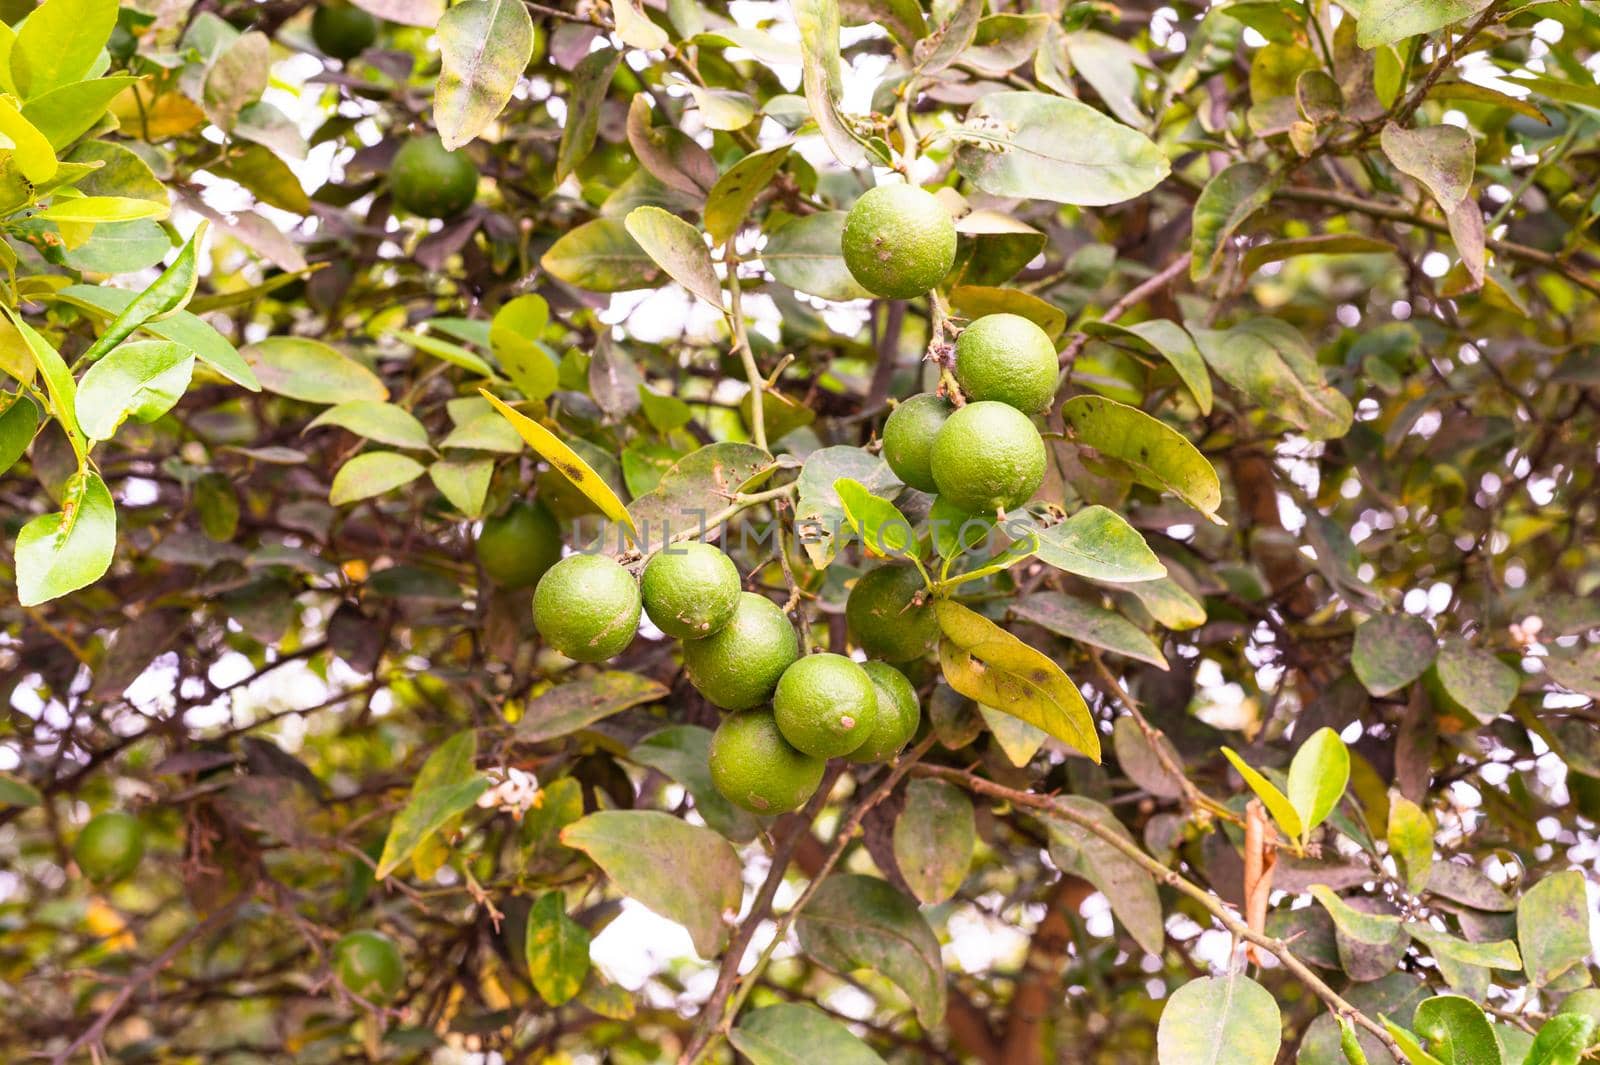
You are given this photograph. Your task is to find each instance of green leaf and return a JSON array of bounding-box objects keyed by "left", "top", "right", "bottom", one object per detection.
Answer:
[
  {"left": 1018, "top": 505, "right": 1167, "bottom": 584},
  {"left": 329, "top": 451, "right": 427, "bottom": 506},
  {"left": 1190, "top": 319, "right": 1353, "bottom": 441},
  {"left": 395, "top": 329, "right": 495, "bottom": 378},
  {"left": 1241, "top": 234, "right": 1397, "bottom": 277},
  {"left": 835, "top": 477, "right": 917, "bottom": 560},
  {"left": 1406, "top": 923, "right": 1521, "bottom": 974},
  {"left": 1287, "top": 727, "right": 1349, "bottom": 836},
  {"left": 1545, "top": 647, "right": 1600, "bottom": 700},
  {"left": 893, "top": 778, "right": 974, "bottom": 905},
  {"left": 623, "top": 206, "right": 723, "bottom": 309},
  {"left": 1221, "top": 747, "right": 1304, "bottom": 841},
  {"left": 1384, "top": 1020, "right": 1448, "bottom": 1065},
  {"left": 427, "top": 456, "right": 493, "bottom": 518},
  {"left": 1048, "top": 797, "right": 1165, "bottom": 954},
  {"left": 6, "top": 307, "right": 83, "bottom": 460},
  {"left": 76, "top": 223, "right": 206, "bottom": 367},
  {"left": 244, "top": 337, "right": 388, "bottom": 405},
  {"left": 934, "top": 598, "right": 1101, "bottom": 762},
  {"left": 437, "top": 412, "right": 522, "bottom": 453},
  {"left": 1525, "top": 1014, "right": 1596, "bottom": 1065},
  {"left": 1387, "top": 791, "right": 1435, "bottom": 895},
  {"left": 524, "top": 892, "right": 590, "bottom": 1007},
  {"left": 15, "top": 470, "right": 115, "bottom": 606},
  {"left": 705, "top": 143, "right": 791, "bottom": 244},
  {"left": 490, "top": 294, "right": 557, "bottom": 401},
  {"left": 21, "top": 76, "right": 139, "bottom": 150},
  {"left": 1062, "top": 395, "right": 1222, "bottom": 517},
  {"left": 59, "top": 281, "right": 258, "bottom": 392},
  {"left": 480, "top": 390, "right": 636, "bottom": 538},
  {"left": 1083, "top": 318, "right": 1213, "bottom": 416},
  {"left": 631, "top": 725, "right": 762, "bottom": 844},
  {"left": 796, "top": 875, "right": 945, "bottom": 1026},
  {"left": 201, "top": 30, "right": 270, "bottom": 130},
  {"left": 792, "top": 0, "right": 868, "bottom": 168},
  {"left": 729, "top": 1004, "right": 888, "bottom": 1065},
  {"left": 1412, "top": 995, "right": 1501, "bottom": 1065},
  {"left": 1156, "top": 974, "right": 1281, "bottom": 1065},
  {"left": 612, "top": 0, "right": 667, "bottom": 49},
  {"left": 1435, "top": 638, "right": 1518, "bottom": 723},
  {"left": 1012, "top": 592, "right": 1167, "bottom": 669},
  {"left": 541, "top": 217, "right": 662, "bottom": 293},
  {"left": 308, "top": 401, "right": 431, "bottom": 451},
  {"left": 11, "top": 0, "right": 118, "bottom": 98},
  {"left": 1311, "top": 885, "right": 1404, "bottom": 946},
  {"left": 1519, "top": 870, "right": 1592, "bottom": 988},
  {"left": 517, "top": 672, "right": 669, "bottom": 743},
  {"left": 1111, "top": 717, "right": 1186, "bottom": 798},
  {"left": 75, "top": 340, "right": 195, "bottom": 441},
  {"left": 953, "top": 91, "right": 1169, "bottom": 206},
  {"left": 552, "top": 44, "right": 619, "bottom": 181},
  {"left": 1191, "top": 161, "right": 1279, "bottom": 281},
  {"left": 1355, "top": 0, "right": 1492, "bottom": 50},
  {"left": 375, "top": 730, "right": 488, "bottom": 878},
  {"left": 0, "top": 395, "right": 39, "bottom": 476},
  {"left": 560, "top": 811, "right": 743, "bottom": 959},
  {"left": 1352, "top": 613, "right": 1437, "bottom": 696},
  {"left": 793, "top": 445, "right": 898, "bottom": 568},
  {"left": 0, "top": 772, "right": 42, "bottom": 807},
  {"left": 1380, "top": 122, "right": 1474, "bottom": 210},
  {"left": 761, "top": 211, "right": 873, "bottom": 301},
  {"left": 433, "top": 0, "right": 535, "bottom": 150}
]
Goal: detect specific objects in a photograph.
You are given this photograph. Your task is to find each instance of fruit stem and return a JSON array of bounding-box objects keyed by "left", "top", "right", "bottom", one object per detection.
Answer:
[{"left": 724, "top": 251, "right": 767, "bottom": 452}]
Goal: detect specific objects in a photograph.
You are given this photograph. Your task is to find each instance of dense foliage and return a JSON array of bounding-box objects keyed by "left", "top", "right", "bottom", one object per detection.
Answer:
[{"left": 4, "top": 0, "right": 1600, "bottom": 1062}]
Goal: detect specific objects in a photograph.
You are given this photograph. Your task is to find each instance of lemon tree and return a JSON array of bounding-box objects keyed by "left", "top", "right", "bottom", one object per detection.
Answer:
[{"left": 6, "top": 2, "right": 1600, "bottom": 1063}]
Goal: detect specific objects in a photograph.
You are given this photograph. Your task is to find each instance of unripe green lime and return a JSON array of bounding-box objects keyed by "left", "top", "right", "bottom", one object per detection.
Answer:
[
  {"left": 708, "top": 708, "right": 826, "bottom": 814},
  {"left": 475, "top": 500, "right": 562, "bottom": 589},
  {"left": 848, "top": 661, "right": 921, "bottom": 763},
  {"left": 334, "top": 930, "right": 405, "bottom": 1002},
  {"left": 954, "top": 313, "right": 1059, "bottom": 414},
  {"left": 533, "top": 554, "right": 641, "bottom": 662},
  {"left": 73, "top": 811, "right": 145, "bottom": 883},
  {"left": 773, "top": 653, "right": 878, "bottom": 758},
  {"left": 882, "top": 393, "right": 952, "bottom": 493},
  {"left": 682, "top": 592, "right": 798, "bottom": 710},
  {"left": 846, "top": 564, "right": 938, "bottom": 663},
  {"left": 311, "top": 2, "right": 378, "bottom": 61},
  {"left": 641, "top": 542, "right": 741, "bottom": 639},
  {"left": 841, "top": 184, "right": 957, "bottom": 299},
  {"left": 930, "top": 401, "right": 1046, "bottom": 514},
  {"left": 390, "top": 135, "right": 479, "bottom": 220}
]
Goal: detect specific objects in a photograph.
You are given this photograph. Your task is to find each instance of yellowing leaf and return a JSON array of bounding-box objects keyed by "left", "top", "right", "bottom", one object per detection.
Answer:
[
  {"left": 1221, "top": 746, "right": 1304, "bottom": 843},
  {"left": 479, "top": 389, "right": 636, "bottom": 541},
  {"left": 934, "top": 599, "right": 1101, "bottom": 762}
]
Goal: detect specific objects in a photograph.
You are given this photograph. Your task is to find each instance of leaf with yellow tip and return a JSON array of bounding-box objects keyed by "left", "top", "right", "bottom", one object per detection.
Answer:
[{"left": 479, "top": 389, "right": 636, "bottom": 542}]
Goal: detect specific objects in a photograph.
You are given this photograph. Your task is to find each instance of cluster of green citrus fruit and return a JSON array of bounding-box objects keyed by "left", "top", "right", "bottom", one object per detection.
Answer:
[{"left": 842, "top": 183, "right": 1054, "bottom": 516}]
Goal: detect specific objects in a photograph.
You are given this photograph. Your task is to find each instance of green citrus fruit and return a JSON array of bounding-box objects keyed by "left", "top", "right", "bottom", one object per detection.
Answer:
[
  {"left": 390, "top": 134, "right": 479, "bottom": 220},
  {"left": 709, "top": 708, "right": 826, "bottom": 814},
  {"left": 533, "top": 554, "right": 641, "bottom": 662},
  {"left": 930, "top": 401, "right": 1046, "bottom": 514},
  {"left": 334, "top": 930, "right": 405, "bottom": 1002},
  {"left": 846, "top": 564, "right": 938, "bottom": 663},
  {"left": 475, "top": 500, "right": 562, "bottom": 589},
  {"left": 954, "top": 313, "right": 1059, "bottom": 414},
  {"left": 682, "top": 592, "right": 798, "bottom": 710},
  {"left": 882, "top": 393, "right": 952, "bottom": 493},
  {"left": 73, "top": 811, "right": 145, "bottom": 883},
  {"left": 841, "top": 184, "right": 957, "bottom": 299},
  {"left": 641, "top": 542, "right": 741, "bottom": 639},
  {"left": 848, "top": 661, "right": 921, "bottom": 763},
  {"left": 311, "top": 2, "right": 378, "bottom": 61},
  {"left": 772, "top": 653, "right": 878, "bottom": 758}
]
